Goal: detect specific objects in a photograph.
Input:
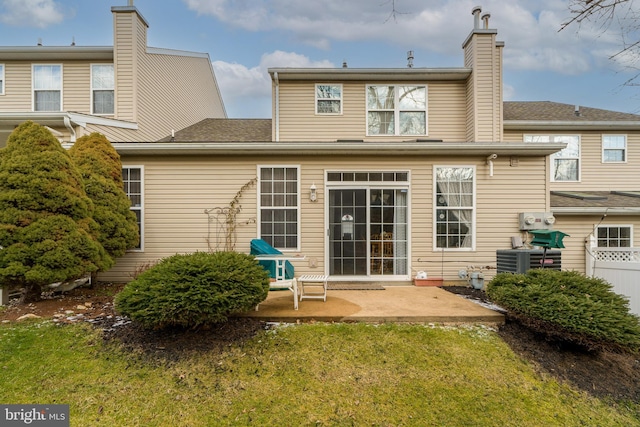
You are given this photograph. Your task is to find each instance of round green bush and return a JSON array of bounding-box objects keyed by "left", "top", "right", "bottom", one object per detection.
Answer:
[
  {"left": 114, "top": 251, "right": 270, "bottom": 329},
  {"left": 487, "top": 269, "right": 640, "bottom": 353}
]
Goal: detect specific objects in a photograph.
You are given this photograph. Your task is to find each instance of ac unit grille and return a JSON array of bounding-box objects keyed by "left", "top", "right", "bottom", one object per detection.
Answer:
[{"left": 496, "top": 249, "right": 562, "bottom": 274}]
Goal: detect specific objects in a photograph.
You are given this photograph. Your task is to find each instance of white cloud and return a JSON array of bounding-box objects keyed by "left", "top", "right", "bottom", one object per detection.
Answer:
[
  {"left": 185, "top": 0, "right": 629, "bottom": 76},
  {"left": 0, "top": 0, "right": 64, "bottom": 28},
  {"left": 212, "top": 51, "right": 334, "bottom": 117}
]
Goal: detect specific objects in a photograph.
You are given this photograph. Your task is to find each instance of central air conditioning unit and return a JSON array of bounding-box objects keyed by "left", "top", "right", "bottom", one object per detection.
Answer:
[
  {"left": 496, "top": 249, "right": 561, "bottom": 274},
  {"left": 518, "top": 212, "right": 556, "bottom": 231}
]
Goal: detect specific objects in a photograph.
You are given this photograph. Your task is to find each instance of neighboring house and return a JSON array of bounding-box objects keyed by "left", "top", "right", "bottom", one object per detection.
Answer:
[
  {"left": 0, "top": 3, "right": 226, "bottom": 147},
  {"left": 2, "top": 3, "right": 639, "bottom": 288}
]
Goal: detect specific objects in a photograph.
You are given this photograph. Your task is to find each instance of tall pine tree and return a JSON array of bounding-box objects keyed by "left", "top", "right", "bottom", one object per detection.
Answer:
[
  {"left": 69, "top": 132, "right": 139, "bottom": 263},
  {"left": 0, "top": 122, "right": 107, "bottom": 301}
]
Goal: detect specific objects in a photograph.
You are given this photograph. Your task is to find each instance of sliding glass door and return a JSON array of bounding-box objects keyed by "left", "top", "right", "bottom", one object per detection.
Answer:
[{"left": 328, "top": 184, "right": 408, "bottom": 277}]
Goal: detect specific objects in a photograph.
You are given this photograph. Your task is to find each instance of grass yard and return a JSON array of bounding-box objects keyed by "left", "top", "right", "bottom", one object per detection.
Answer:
[{"left": 0, "top": 321, "right": 638, "bottom": 426}]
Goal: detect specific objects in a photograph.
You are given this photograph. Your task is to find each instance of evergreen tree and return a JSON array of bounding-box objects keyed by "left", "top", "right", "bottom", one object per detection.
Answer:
[
  {"left": 69, "top": 132, "right": 139, "bottom": 265},
  {"left": 0, "top": 121, "right": 106, "bottom": 301}
]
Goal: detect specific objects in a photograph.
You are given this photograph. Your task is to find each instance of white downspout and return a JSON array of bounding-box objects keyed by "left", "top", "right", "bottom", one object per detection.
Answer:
[
  {"left": 274, "top": 72, "right": 279, "bottom": 142},
  {"left": 63, "top": 116, "right": 76, "bottom": 143}
]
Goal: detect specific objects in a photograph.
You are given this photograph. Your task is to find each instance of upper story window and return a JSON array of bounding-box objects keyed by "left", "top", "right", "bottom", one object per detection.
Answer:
[
  {"left": 122, "top": 166, "right": 143, "bottom": 251},
  {"left": 259, "top": 166, "right": 299, "bottom": 250},
  {"left": 367, "top": 85, "right": 427, "bottom": 136},
  {"left": 434, "top": 166, "right": 475, "bottom": 250},
  {"left": 524, "top": 134, "right": 580, "bottom": 182},
  {"left": 602, "top": 135, "right": 626, "bottom": 163},
  {"left": 91, "top": 64, "right": 114, "bottom": 115},
  {"left": 597, "top": 225, "right": 632, "bottom": 248},
  {"left": 33, "top": 64, "right": 62, "bottom": 111},
  {"left": 316, "top": 84, "right": 342, "bottom": 114},
  {"left": 0, "top": 64, "right": 4, "bottom": 95}
]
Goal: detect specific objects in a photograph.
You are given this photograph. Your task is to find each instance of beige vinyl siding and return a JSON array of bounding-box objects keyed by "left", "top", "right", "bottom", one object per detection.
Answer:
[
  {"left": 62, "top": 62, "right": 91, "bottom": 112},
  {"left": 505, "top": 130, "right": 640, "bottom": 190},
  {"left": 1, "top": 62, "right": 33, "bottom": 110},
  {"left": 276, "top": 81, "right": 467, "bottom": 142},
  {"left": 100, "top": 154, "right": 550, "bottom": 284},
  {"left": 113, "top": 9, "right": 141, "bottom": 123},
  {"left": 135, "top": 52, "right": 225, "bottom": 141}
]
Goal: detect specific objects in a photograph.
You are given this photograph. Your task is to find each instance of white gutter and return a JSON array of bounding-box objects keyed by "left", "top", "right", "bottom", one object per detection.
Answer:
[{"left": 111, "top": 141, "right": 566, "bottom": 156}]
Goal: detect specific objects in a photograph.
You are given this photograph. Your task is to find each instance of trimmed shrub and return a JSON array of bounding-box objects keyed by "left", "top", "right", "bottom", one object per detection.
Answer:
[
  {"left": 487, "top": 269, "right": 640, "bottom": 353},
  {"left": 114, "top": 251, "right": 270, "bottom": 329}
]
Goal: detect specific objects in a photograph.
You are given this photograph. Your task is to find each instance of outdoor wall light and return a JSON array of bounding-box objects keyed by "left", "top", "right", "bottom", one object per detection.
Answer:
[{"left": 310, "top": 183, "right": 317, "bottom": 202}]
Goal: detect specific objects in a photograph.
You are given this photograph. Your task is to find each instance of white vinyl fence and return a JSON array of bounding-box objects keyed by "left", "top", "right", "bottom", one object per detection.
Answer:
[{"left": 586, "top": 244, "right": 640, "bottom": 316}]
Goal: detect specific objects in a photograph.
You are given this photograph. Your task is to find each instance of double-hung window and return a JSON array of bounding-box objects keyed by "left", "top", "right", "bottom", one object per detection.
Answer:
[
  {"left": 316, "top": 84, "right": 342, "bottom": 114},
  {"left": 122, "top": 167, "right": 143, "bottom": 250},
  {"left": 0, "top": 64, "right": 4, "bottom": 95},
  {"left": 525, "top": 134, "right": 580, "bottom": 182},
  {"left": 259, "top": 166, "right": 299, "bottom": 250},
  {"left": 602, "top": 135, "right": 626, "bottom": 163},
  {"left": 33, "top": 64, "right": 62, "bottom": 111},
  {"left": 91, "top": 64, "right": 114, "bottom": 115},
  {"left": 434, "top": 166, "right": 474, "bottom": 250},
  {"left": 597, "top": 225, "right": 632, "bottom": 247},
  {"left": 367, "top": 85, "right": 427, "bottom": 136}
]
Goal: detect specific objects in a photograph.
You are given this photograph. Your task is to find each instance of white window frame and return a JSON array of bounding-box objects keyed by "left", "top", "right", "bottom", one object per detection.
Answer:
[
  {"left": 122, "top": 165, "right": 144, "bottom": 251},
  {"left": 0, "top": 64, "right": 4, "bottom": 95},
  {"left": 596, "top": 224, "right": 633, "bottom": 248},
  {"left": 32, "top": 64, "right": 62, "bottom": 111},
  {"left": 602, "top": 134, "right": 627, "bottom": 163},
  {"left": 433, "top": 165, "right": 476, "bottom": 251},
  {"left": 315, "top": 83, "right": 342, "bottom": 115},
  {"left": 257, "top": 165, "right": 301, "bottom": 251},
  {"left": 366, "top": 84, "right": 428, "bottom": 136},
  {"left": 91, "top": 63, "right": 115, "bottom": 115},
  {"left": 524, "top": 134, "right": 580, "bottom": 182}
]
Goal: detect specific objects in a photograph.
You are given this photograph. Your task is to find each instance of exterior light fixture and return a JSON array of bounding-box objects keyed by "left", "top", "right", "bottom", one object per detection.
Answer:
[{"left": 310, "top": 183, "right": 317, "bottom": 202}]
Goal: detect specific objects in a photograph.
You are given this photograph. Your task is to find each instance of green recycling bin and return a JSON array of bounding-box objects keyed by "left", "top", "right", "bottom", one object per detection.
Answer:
[{"left": 528, "top": 229, "right": 569, "bottom": 249}]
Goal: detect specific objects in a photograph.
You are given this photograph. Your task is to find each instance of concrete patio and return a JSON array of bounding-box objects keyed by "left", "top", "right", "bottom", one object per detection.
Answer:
[{"left": 237, "top": 286, "right": 504, "bottom": 325}]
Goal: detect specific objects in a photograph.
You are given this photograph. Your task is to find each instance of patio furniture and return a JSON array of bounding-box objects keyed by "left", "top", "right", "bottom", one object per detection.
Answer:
[
  {"left": 298, "top": 274, "right": 328, "bottom": 302},
  {"left": 254, "top": 254, "right": 306, "bottom": 310}
]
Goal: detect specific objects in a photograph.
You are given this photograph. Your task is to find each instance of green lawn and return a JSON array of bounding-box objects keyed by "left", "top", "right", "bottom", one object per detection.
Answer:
[{"left": 1, "top": 321, "right": 638, "bottom": 426}]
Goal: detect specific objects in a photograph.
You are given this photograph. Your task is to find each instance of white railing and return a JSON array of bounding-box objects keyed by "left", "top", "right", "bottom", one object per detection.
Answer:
[{"left": 592, "top": 247, "right": 640, "bottom": 263}]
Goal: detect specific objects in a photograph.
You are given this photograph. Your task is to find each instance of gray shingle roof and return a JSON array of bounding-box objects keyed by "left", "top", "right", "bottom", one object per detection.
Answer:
[
  {"left": 551, "top": 191, "right": 640, "bottom": 209},
  {"left": 157, "top": 119, "right": 272, "bottom": 142},
  {"left": 504, "top": 101, "right": 640, "bottom": 122}
]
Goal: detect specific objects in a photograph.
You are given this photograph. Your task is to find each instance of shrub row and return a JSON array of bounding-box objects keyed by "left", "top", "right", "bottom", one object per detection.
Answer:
[{"left": 486, "top": 269, "right": 640, "bottom": 353}]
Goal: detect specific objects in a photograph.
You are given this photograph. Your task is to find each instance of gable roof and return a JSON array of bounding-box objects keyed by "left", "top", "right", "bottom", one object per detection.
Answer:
[
  {"left": 157, "top": 119, "right": 272, "bottom": 142},
  {"left": 504, "top": 101, "right": 640, "bottom": 130}
]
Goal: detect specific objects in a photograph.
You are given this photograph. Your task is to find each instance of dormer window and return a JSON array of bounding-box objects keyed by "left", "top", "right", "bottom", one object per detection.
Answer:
[
  {"left": 367, "top": 85, "right": 427, "bottom": 136},
  {"left": 316, "top": 84, "right": 342, "bottom": 114},
  {"left": 92, "top": 64, "right": 114, "bottom": 115},
  {"left": 33, "top": 64, "right": 62, "bottom": 111}
]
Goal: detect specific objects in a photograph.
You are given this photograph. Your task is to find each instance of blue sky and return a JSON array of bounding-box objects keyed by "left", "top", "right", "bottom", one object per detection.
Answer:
[{"left": 1, "top": 0, "right": 640, "bottom": 118}]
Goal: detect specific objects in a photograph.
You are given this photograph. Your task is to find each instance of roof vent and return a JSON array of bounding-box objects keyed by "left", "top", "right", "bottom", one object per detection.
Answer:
[
  {"left": 342, "top": 60, "right": 348, "bottom": 68},
  {"left": 407, "top": 50, "right": 414, "bottom": 68},
  {"left": 472, "top": 6, "right": 482, "bottom": 29},
  {"left": 574, "top": 105, "right": 581, "bottom": 116},
  {"left": 481, "top": 12, "right": 490, "bottom": 29}
]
